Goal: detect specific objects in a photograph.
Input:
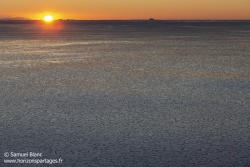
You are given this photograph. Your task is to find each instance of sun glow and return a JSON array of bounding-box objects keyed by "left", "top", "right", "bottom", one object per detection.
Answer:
[{"left": 43, "top": 15, "right": 53, "bottom": 22}]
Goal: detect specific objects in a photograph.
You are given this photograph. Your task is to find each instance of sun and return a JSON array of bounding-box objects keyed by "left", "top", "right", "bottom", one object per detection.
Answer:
[{"left": 43, "top": 15, "right": 53, "bottom": 22}]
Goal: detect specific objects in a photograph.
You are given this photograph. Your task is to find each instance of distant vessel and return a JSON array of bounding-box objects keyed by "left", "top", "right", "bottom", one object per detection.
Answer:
[{"left": 149, "top": 18, "right": 154, "bottom": 21}]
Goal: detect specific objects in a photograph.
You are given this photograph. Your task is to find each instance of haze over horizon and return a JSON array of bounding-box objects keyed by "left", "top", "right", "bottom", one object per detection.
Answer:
[
  {"left": 0, "top": 17, "right": 250, "bottom": 21},
  {"left": 1, "top": 0, "right": 250, "bottom": 20}
]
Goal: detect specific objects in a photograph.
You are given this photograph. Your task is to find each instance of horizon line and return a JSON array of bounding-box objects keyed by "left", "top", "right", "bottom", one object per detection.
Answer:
[{"left": 0, "top": 19, "right": 250, "bottom": 21}]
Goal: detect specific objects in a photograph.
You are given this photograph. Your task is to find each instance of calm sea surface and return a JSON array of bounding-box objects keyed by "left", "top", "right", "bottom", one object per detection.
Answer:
[{"left": 1, "top": 21, "right": 250, "bottom": 166}]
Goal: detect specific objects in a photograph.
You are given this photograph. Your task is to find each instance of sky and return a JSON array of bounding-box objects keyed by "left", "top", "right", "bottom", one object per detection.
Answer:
[{"left": 0, "top": 0, "right": 250, "bottom": 20}]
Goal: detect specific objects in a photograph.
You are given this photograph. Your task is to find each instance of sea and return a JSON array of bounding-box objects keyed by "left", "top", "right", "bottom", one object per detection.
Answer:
[{"left": 0, "top": 20, "right": 250, "bottom": 166}]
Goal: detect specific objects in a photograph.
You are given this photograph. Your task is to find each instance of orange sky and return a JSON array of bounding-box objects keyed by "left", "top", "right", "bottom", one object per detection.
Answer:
[{"left": 1, "top": 0, "right": 250, "bottom": 20}]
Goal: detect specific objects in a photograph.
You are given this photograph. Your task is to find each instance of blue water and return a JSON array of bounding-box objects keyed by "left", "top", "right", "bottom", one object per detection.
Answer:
[{"left": 0, "top": 20, "right": 250, "bottom": 167}]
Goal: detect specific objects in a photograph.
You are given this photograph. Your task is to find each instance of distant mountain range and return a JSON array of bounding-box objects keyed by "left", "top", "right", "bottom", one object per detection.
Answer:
[{"left": 0, "top": 17, "right": 32, "bottom": 20}]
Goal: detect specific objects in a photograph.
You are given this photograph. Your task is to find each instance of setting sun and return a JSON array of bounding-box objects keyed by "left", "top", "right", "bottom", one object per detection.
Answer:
[{"left": 44, "top": 15, "right": 53, "bottom": 22}]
